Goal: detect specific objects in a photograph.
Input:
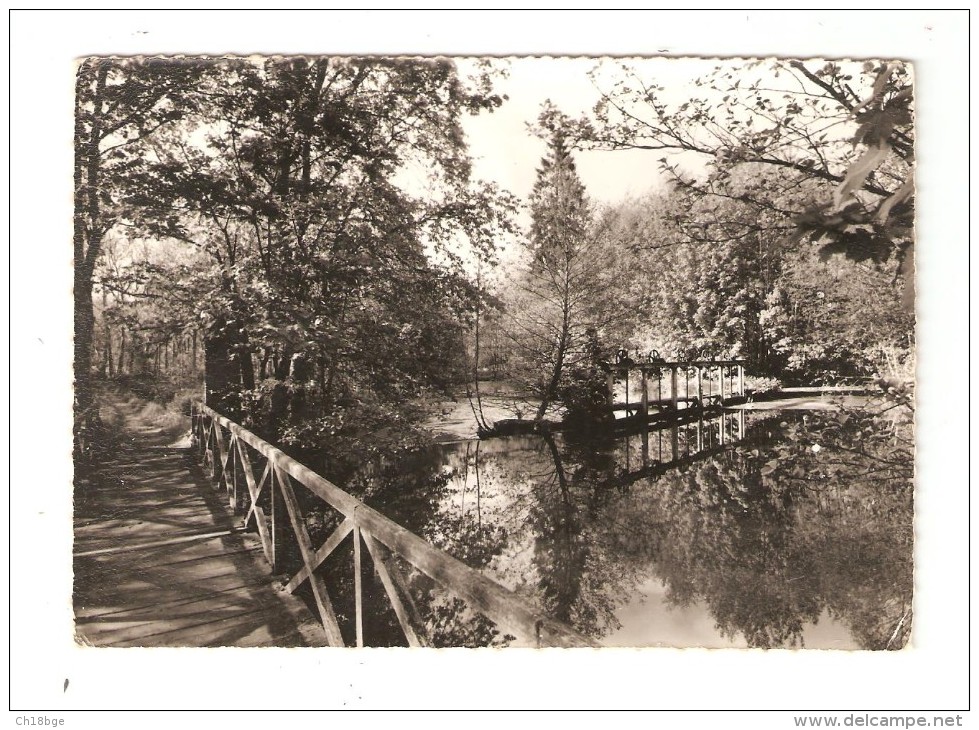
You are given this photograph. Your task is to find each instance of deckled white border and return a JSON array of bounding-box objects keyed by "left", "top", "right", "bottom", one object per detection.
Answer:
[{"left": 7, "top": 9, "right": 969, "bottom": 717}]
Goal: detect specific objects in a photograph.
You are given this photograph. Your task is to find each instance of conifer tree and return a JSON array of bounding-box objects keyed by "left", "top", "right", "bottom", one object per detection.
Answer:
[{"left": 510, "top": 124, "right": 617, "bottom": 422}]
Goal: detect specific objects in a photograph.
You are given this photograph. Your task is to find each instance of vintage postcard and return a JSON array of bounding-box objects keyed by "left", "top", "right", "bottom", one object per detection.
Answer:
[
  {"left": 71, "top": 53, "right": 914, "bottom": 650},
  {"left": 9, "top": 8, "right": 968, "bottom": 716}
]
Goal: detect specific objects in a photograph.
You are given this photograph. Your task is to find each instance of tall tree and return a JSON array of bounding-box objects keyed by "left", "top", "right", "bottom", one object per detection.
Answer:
[
  {"left": 508, "top": 124, "right": 617, "bottom": 422},
  {"left": 74, "top": 58, "right": 196, "bottom": 451},
  {"left": 123, "top": 57, "right": 513, "bottom": 437}
]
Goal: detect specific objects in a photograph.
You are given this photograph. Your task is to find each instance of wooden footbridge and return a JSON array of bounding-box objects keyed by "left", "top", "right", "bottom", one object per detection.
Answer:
[
  {"left": 604, "top": 354, "right": 747, "bottom": 421},
  {"left": 74, "top": 400, "right": 597, "bottom": 648}
]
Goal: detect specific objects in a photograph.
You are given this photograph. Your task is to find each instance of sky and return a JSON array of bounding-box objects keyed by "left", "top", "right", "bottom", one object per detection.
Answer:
[
  {"left": 460, "top": 56, "right": 715, "bottom": 206},
  {"left": 452, "top": 56, "right": 722, "bottom": 268}
]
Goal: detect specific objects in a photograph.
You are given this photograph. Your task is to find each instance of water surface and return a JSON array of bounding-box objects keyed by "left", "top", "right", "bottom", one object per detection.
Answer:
[{"left": 327, "top": 405, "right": 913, "bottom": 649}]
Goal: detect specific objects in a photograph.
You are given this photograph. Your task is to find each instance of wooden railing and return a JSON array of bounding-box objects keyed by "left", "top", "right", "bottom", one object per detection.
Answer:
[
  {"left": 191, "top": 404, "right": 596, "bottom": 648},
  {"left": 604, "top": 359, "right": 748, "bottom": 418}
]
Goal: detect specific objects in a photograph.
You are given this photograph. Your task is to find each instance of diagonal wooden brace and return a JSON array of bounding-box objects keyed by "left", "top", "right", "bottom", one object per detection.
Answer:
[
  {"left": 275, "top": 467, "right": 346, "bottom": 647},
  {"left": 237, "top": 446, "right": 273, "bottom": 565},
  {"left": 284, "top": 517, "right": 355, "bottom": 595},
  {"left": 362, "top": 531, "right": 430, "bottom": 647}
]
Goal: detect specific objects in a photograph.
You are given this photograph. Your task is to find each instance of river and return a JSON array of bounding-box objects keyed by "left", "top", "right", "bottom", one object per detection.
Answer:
[{"left": 305, "top": 401, "right": 914, "bottom": 649}]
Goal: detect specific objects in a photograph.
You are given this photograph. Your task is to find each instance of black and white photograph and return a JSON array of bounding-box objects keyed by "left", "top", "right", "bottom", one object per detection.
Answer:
[
  {"left": 9, "top": 8, "right": 970, "bottom": 717},
  {"left": 70, "top": 53, "right": 916, "bottom": 651}
]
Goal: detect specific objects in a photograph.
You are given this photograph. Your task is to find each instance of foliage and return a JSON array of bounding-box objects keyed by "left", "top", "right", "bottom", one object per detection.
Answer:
[
  {"left": 90, "top": 57, "right": 516, "bottom": 451},
  {"left": 590, "top": 160, "right": 911, "bottom": 381},
  {"left": 556, "top": 331, "right": 614, "bottom": 427},
  {"left": 758, "top": 244, "right": 912, "bottom": 383},
  {"left": 637, "top": 406, "right": 913, "bottom": 649},
  {"left": 745, "top": 376, "right": 782, "bottom": 394},
  {"left": 504, "top": 121, "right": 624, "bottom": 420},
  {"left": 581, "top": 59, "right": 913, "bottom": 284},
  {"left": 74, "top": 58, "right": 202, "bottom": 455}
]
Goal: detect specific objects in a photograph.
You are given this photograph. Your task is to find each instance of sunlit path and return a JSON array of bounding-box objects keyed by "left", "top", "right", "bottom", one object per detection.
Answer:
[{"left": 73, "top": 395, "right": 326, "bottom": 647}]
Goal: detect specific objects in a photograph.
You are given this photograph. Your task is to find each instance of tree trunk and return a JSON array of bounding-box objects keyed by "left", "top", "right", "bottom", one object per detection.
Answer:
[
  {"left": 237, "top": 350, "right": 255, "bottom": 391},
  {"left": 117, "top": 329, "right": 126, "bottom": 374},
  {"left": 324, "top": 359, "right": 338, "bottom": 404},
  {"left": 288, "top": 353, "right": 312, "bottom": 425},
  {"left": 273, "top": 344, "right": 293, "bottom": 380},
  {"left": 73, "top": 61, "right": 108, "bottom": 457},
  {"left": 535, "top": 305, "right": 571, "bottom": 422},
  {"left": 535, "top": 340, "right": 567, "bottom": 422},
  {"left": 104, "top": 333, "right": 113, "bottom": 378},
  {"left": 204, "top": 324, "right": 239, "bottom": 418},
  {"left": 190, "top": 329, "right": 197, "bottom": 374},
  {"left": 98, "top": 288, "right": 111, "bottom": 378},
  {"left": 73, "top": 271, "right": 96, "bottom": 427}
]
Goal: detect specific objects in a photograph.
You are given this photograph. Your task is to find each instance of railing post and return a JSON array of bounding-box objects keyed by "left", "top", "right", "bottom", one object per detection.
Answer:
[
  {"left": 738, "top": 364, "right": 745, "bottom": 397},
  {"left": 231, "top": 438, "right": 248, "bottom": 515},
  {"left": 203, "top": 419, "right": 213, "bottom": 475},
  {"left": 200, "top": 414, "right": 208, "bottom": 459},
  {"left": 640, "top": 369, "right": 648, "bottom": 420},
  {"left": 228, "top": 435, "right": 237, "bottom": 512},
  {"left": 270, "top": 469, "right": 285, "bottom": 574},
  {"left": 670, "top": 366, "right": 679, "bottom": 411},
  {"left": 231, "top": 439, "right": 247, "bottom": 515},
  {"left": 211, "top": 424, "right": 224, "bottom": 483},
  {"left": 354, "top": 526, "right": 364, "bottom": 648}
]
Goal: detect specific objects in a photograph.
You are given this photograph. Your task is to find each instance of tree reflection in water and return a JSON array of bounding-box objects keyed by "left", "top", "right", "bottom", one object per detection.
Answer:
[
  {"left": 653, "top": 408, "right": 908, "bottom": 648},
  {"left": 335, "top": 401, "right": 913, "bottom": 649}
]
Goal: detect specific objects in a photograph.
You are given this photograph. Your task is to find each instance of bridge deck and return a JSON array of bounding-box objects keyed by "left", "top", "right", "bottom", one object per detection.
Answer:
[{"left": 73, "top": 398, "right": 326, "bottom": 647}]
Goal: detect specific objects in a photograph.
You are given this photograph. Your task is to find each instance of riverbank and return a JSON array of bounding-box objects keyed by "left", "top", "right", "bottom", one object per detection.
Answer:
[{"left": 422, "top": 381, "right": 561, "bottom": 442}]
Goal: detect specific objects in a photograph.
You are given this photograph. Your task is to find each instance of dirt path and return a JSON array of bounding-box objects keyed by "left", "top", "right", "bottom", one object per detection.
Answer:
[{"left": 73, "top": 390, "right": 326, "bottom": 647}]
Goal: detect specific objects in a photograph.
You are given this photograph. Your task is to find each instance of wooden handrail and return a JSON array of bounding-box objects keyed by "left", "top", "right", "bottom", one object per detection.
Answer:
[
  {"left": 603, "top": 359, "right": 747, "bottom": 371},
  {"left": 192, "top": 403, "right": 597, "bottom": 648}
]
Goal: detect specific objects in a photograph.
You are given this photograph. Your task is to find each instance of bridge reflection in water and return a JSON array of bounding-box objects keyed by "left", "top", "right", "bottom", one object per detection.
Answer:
[{"left": 428, "top": 407, "right": 913, "bottom": 650}]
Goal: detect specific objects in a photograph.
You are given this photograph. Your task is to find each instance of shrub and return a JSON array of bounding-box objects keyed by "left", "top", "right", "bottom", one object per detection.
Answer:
[{"left": 558, "top": 366, "right": 613, "bottom": 428}]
